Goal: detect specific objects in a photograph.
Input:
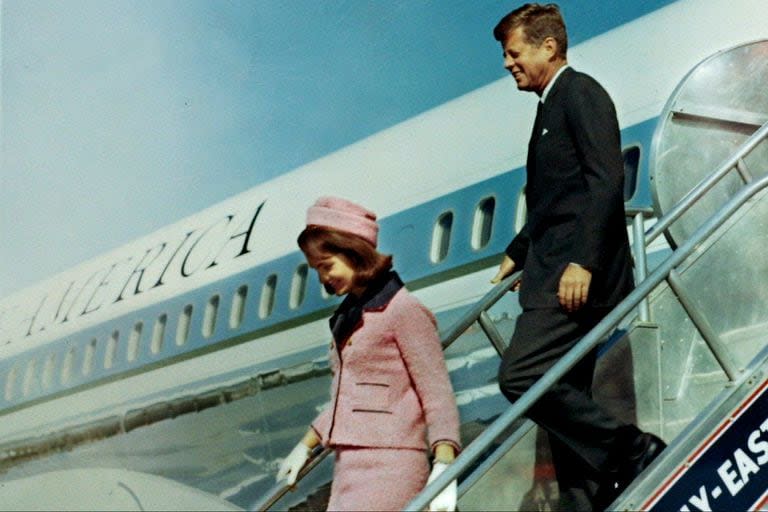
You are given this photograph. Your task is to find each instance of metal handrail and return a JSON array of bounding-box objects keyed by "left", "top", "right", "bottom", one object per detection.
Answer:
[
  {"left": 645, "top": 121, "right": 768, "bottom": 246},
  {"left": 455, "top": 418, "right": 536, "bottom": 497},
  {"left": 405, "top": 173, "right": 768, "bottom": 511},
  {"left": 625, "top": 121, "right": 768, "bottom": 323},
  {"left": 250, "top": 446, "right": 332, "bottom": 512},
  {"left": 250, "top": 272, "right": 520, "bottom": 511},
  {"left": 439, "top": 272, "right": 519, "bottom": 353},
  {"left": 256, "top": 123, "right": 768, "bottom": 512}
]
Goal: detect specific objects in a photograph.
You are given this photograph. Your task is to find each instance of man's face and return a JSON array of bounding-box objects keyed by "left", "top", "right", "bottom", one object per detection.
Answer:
[{"left": 502, "top": 27, "right": 553, "bottom": 94}]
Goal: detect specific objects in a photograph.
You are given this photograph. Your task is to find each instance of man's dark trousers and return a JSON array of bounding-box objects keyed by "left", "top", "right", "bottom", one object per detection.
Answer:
[{"left": 498, "top": 306, "right": 624, "bottom": 510}]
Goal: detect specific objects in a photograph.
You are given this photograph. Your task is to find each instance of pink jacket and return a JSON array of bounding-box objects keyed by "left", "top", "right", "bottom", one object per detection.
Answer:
[{"left": 312, "top": 281, "right": 461, "bottom": 453}]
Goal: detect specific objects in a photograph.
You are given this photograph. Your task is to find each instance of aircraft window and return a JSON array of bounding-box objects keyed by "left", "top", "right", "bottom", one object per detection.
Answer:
[
  {"left": 176, "top": 305, "right": 193, "bottom": 346},
  {"left": 259, "top": 274, "right": 278, "bottom": 319},
  {"left": 290, "top": 264, "right": 309, "bottom": 310},
  {"left": 4, "top": 365, "right": 18, "bottom": 401},
  {"left": 472, "top": 197, "right": 496, "bottom": 250},
  {"left": 128, "top": 321, "right": 143, "bottom": 362},
  {"left": 22, "top": 358, "right": 37, "bottom": 397},
  {"left": 61, "top": 347, "right": 75, "bottom": 384},
  {"left": 42, "top": 353, "right": 56, "bottom": 390},
  {"left": 203, "top": 295, "right": 220, "bottom": 338},
  {"left": 229, "top": 286, "right": 248, "bottom": 329},
  {"left": 151, "top": 314, "right": 167, "bottom": 354},
  {"left": 105, "top": 330, "right": 119, "bottom": 369},
  {"left": 515, "top": 187, "right": 528, "bottom": 235},
  {"left": 430, "top": 211, "right": 454, "bottom": 263},
  {"left": 83, "top": 338, "right": 97, "bottom": 375},
  {"left": 623, "top": 145, "right": 641, "bottom": 201}
]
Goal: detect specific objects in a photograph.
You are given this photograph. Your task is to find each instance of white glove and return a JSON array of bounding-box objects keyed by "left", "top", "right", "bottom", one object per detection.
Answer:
[
  {"left": 276, "top": 442, "right": 311, "bottom": 486},
  {"left": 427, "top": 462, "right": 457, "bottom": 512}
]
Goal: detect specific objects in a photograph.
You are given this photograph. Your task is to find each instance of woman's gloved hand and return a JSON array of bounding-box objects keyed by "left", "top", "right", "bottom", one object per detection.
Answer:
[
  {"left": 427, "top": 461, "right": 457, "bottom": 512},
  {"left": 276, "top": 442, "right": 312, "bottom": 486}
]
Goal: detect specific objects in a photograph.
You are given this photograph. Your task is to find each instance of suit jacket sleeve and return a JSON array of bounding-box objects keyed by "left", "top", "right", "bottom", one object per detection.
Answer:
[
  {"left": 310, "top": 342, "right": 338, "bottom": 446},
  {"left": 311, "top": 405, "right": 331, "bottom": 446},
  {"left": 563, "top": 76, "right": 625, "bottom": 270},
  {"left": 505, "top": 222, "right": 530, "bottom": 269},
  {"left": 392, "top": 299, "right": 461, "bottom": 453}
]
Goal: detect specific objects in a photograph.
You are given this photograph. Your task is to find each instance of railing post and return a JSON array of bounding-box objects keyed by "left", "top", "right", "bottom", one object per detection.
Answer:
[
  {"left": 477, "top": 311, "right": 508, "bottom": 357},
  {"left": 439, "top": 273, "right": 519, "bottom": 350},
  {"left": 632, "top": 210, "right": 651, "bottom": 322},
  {"left": 405, "top": 174, "right": 768, "bottom": 512},
  {"left": 665, "top": 270, "right": 741, "bottom": 382},
  {"left": 736, "top": 158, "right": 754, "bottom": 184}
]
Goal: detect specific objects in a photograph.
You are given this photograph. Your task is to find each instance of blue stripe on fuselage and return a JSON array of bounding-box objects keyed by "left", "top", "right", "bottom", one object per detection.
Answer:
[{"left": 0, "top": 117, "right": 660, "bottom": 413}]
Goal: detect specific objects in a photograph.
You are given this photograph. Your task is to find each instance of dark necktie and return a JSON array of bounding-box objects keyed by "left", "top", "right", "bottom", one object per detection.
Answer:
[{"left": 531, "top": 101, "right": 544, "bottom": 145}]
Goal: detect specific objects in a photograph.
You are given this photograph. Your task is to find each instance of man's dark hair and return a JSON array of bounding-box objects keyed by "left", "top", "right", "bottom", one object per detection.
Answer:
[{"left": 493, "top": 3, "right": 568, "bottom": 59}]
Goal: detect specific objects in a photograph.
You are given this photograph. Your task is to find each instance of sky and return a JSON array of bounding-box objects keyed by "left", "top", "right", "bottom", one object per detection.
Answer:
[{"left": 0, "top": 0, "right": 677, "bottom": 297}]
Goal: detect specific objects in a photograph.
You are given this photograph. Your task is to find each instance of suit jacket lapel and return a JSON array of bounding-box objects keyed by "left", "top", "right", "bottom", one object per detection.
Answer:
[
  {"left": 527, "top": 67, "right": 574, "bottom": 170},
  {"left": 543, "top": 66, "right": 573, "bottom": 106}
]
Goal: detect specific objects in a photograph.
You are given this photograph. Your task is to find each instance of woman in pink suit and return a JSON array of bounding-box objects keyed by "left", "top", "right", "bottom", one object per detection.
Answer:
[{"left": 275, "top": 196, "right": 462, "bottom": 512}]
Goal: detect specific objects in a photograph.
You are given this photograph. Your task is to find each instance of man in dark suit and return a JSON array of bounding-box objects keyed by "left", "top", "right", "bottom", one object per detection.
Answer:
[{"left": 489, "top": 4, "right": 666, "bottom": 511}]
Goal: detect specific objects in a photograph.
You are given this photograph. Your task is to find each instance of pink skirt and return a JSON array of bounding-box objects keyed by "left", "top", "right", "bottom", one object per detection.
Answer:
[{"left": 326, "top": 446, "right": 430, "bottom": 511}]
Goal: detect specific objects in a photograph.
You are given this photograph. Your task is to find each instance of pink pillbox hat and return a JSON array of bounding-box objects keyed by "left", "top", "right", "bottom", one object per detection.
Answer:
[{"left": 306, "top": 196, "right": 379, "bottom": 247}]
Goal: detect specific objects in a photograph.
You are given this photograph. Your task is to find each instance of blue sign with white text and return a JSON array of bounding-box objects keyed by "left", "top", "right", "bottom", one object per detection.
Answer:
[{"left": 647, "top": 381, "right": 768, "bottom": 511}]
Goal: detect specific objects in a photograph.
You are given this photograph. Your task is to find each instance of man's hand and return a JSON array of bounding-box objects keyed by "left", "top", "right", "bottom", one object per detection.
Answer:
[
  {"left": 491, "top": 255, "right": 521, "bottom": 291},
  {"left": 558, "top": 263, "right": 591, "bottom": 312}
]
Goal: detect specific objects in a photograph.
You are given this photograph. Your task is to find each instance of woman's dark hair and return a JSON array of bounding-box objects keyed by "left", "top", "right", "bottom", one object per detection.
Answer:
[{"left": 297, "top": 225, "right": 393, "bottom": 286}]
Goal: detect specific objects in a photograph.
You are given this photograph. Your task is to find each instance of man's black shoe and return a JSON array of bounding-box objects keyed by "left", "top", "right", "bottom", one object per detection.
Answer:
[
  {"left": 625, "top": 433, "right": 667, "bottom": 481},
  {"left": 594, "top": 432, "right": 667, "bottom": 510}
]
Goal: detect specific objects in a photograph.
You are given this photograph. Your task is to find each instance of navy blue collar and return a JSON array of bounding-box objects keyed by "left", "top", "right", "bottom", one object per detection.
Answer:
[{"left": 329, "top": 271, "right": 403, "bottom": 344}]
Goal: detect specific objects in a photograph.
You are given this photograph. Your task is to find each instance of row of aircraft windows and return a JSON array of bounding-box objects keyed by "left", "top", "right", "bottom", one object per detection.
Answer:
[
  {"left": 3, "top": 146, "right": 641, "bottom": 403},
  {"left": 2, "top": 196, "right": 502, "bottom": 403}
]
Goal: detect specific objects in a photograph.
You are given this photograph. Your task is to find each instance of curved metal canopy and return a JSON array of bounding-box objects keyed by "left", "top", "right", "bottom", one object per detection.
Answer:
[{"left": 650, "top": 39, "right": 768, "bottom": 247}]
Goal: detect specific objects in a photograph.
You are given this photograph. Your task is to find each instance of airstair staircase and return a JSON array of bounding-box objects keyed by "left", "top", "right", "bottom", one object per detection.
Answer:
[{"left": 253, "top": 39, "right": 768, "bottom": 511}]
